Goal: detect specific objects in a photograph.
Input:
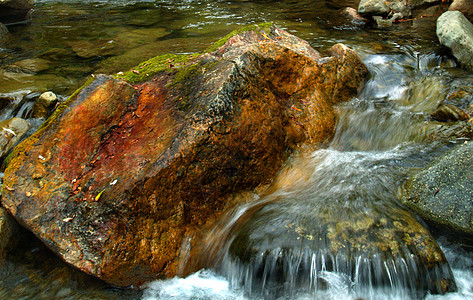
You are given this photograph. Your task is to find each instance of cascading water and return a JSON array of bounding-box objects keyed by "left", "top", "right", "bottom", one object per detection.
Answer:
[
  {"left": 2, "top": 1, "right": 473, "bottom": 299},
  {"left": 143, "top": 53, "right": 473, "bottom": 299}
]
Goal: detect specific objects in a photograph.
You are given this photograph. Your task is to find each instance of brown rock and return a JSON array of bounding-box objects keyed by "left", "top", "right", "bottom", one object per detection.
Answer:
[
  {"left": 1, "top": 25, "right": 368, "bottom": 287},
  {"left": 449, "top": 0, "right": 473, "bottom": 22},
  {"left": 0, "top": 0, "right": 34, "bottom": 24}
]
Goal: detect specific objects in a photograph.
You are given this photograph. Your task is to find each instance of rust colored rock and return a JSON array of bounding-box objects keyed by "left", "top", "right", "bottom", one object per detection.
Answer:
[{"left": 1, "top": 25, "right": 368, "bottom": 287}]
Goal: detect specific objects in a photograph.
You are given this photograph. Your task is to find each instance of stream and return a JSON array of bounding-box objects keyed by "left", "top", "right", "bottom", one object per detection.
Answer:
[{"left": 1, "top": 0, "right": 473, "bottom": 299}]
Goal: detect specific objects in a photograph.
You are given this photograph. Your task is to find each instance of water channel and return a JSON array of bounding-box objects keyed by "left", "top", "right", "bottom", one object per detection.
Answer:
[{"left": 1, "top": 0, "right": 473, "bottom": 299}]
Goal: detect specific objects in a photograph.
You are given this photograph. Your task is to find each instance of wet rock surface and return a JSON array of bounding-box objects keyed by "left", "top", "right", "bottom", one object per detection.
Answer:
[
  {"left": 400, "top": 141, "right": 473, "bottom": 237},
  {"left": 437, "top": 11, "right": 473, "bottom": 71},
  {"left": 1, "top": 25, "right": 368, "bottom": 287}
]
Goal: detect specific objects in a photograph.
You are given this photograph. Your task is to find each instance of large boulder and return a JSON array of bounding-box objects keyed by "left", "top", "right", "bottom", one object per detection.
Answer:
[
  {"left": 400, "top": 141, "right": 473, "bottom": 237},
  {"left": 1, "top": 24, "right": 368, "bottom": 287},
  {"left": 437, "top": 11, "right": 473, "bottom": 71}
]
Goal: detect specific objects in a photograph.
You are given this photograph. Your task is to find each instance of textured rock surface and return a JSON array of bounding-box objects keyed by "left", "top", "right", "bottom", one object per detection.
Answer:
[
  {"left": 400, "top": 141, "right": 473, "bottom": 237},
  {"left": 1, "top": 25, "right": 368, "bottom": 287},
  {"left": 437, "top": 11, "right": 473, "bottom": 71}
]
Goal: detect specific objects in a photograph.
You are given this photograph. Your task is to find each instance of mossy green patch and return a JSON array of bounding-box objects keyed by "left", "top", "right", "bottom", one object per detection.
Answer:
[
  {"left": 205, "top": 22, "right": 274, "bottom": 53},
  {"left": 114, "top": 22, "right": 273, "bottom": 85},
  {"left": 115, "top": 53, "right": 201, "bottom": 84}
]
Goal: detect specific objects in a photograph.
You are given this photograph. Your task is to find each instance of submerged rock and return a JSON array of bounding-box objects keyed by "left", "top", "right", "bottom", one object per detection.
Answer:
[
  {"left": 1, "top": 24, "right": 368, "bottom": 287},
  {"left": 225, "top": 199, "right": 456, "bottom": 297},
  {"left": 400, "top": 141, "right": 473, "bottom": 237},
  {"left": 437, "top": 11, "right": 473, "bottom": 71}
]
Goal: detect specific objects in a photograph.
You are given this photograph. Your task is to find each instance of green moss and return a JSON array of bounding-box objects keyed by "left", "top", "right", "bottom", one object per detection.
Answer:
[
  {"left": 172, "top": 62, "right": 203, "bottom": 86},
  {"left": 114, "top": 22, "right": 273, "bottom": 86},
  {"left": 115, "top": 53, "right": 201, "bottom": 84},
  {"left": 205, "top": 22, "right": 274, "bottom": 53}
]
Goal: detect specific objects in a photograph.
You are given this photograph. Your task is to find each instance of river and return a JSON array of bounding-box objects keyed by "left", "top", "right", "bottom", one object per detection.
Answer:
[{"left": 0, "top": 0, "right": 472, "bottom": 299}]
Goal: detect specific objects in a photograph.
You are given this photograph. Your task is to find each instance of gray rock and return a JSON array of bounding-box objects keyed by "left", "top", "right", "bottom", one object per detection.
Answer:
[
  {"left": 437, "top": 11, "right": 473, "bottom": 71},
  {"left": 358, "top": 0, "right": 391, "bottom": 16},
  {"left": 400, "top": 141, "right": 473, "bottom": 236},
  {"left": 0, "top": 117, "right": 29, "bottom": 158}
]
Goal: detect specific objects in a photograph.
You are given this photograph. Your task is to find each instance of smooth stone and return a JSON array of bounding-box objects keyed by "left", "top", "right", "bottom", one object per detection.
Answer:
[
  {"left": 32, "top": 91, "right": 58, "bottom": 119},
  {"left": 7, "top": 58, "right": 51, "bottom": 74}
]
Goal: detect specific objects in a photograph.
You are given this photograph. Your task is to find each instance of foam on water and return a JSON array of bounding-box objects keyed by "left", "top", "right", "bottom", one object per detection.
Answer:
[{"left": 141, "top": 270, "right": 245, "bottom": 300}]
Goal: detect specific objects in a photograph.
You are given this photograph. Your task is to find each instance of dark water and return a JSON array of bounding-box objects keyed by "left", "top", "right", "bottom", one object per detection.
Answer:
[{"left": 1, "top": 0, "right": 473, "bottom": 299}]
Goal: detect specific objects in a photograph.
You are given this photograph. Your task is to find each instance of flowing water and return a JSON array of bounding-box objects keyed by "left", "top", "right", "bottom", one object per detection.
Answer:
[{"left": 1, "top": 0, "right": 473, "bottom": 299}]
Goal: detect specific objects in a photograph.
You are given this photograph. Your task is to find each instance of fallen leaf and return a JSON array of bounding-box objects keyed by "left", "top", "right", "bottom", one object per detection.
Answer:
[
  {"left": 62, "top": 217, "right": 73, "bottom": 222},
  {"left": 95, "top": 189, "right": 105, "bottom": 201},
  {"left": 5, "top": 186, "right": 14, "bottom": 191}
]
